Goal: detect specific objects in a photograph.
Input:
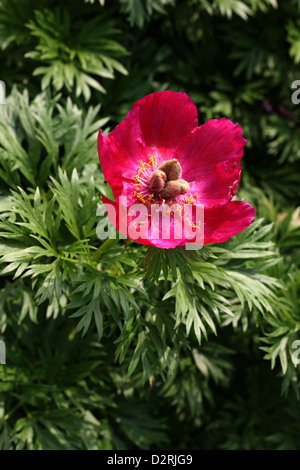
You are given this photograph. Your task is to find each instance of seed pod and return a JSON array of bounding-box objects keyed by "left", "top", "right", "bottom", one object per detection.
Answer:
[
  {"left": 157, "top": 158, "right": 182, "bottom": 180},
  {"left": 176, "top": 179, "right": 190, "bottom": 194},
  {"left": 159, "top": 179, "right": 189, "bottom": 199},
  {"left": 148, "top": 170, "right": 167, "bottom": 192}
]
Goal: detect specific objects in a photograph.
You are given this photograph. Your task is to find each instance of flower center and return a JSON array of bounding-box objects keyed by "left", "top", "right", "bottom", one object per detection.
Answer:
[
  {"left": 149, "top": 159, "right": 189, "bottom": 199},
  {"left": 131, "top": 156, "right": 201, "bottom": 234},
  {"left": 133, "top": 156, "right": 190, "bottom": 205}
]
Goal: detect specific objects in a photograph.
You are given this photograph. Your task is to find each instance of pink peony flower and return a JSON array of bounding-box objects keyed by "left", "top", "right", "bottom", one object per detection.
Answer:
[{"left": 98, "top": 90, "right": 255, "bottom": 249}]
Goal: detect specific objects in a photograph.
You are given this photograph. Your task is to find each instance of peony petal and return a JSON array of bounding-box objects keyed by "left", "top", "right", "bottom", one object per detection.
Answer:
[
  {"left": 189, "top": 160, "right": 242, "bottom": 209},
  {"left": 131, "top": 90, "right": 198, "bottom": 154},
  {"left": 98, "top": 131, "right": 124, "bottom": 202},
  {"left": 203, "top": 201, "right": 255, "bottom": 244},
  {"left": 98, "top": 107, "right": 146, "bottom": 206},
  {"left": 108, "top": 105, "right": 147, "bottom": 170},
  {"left": 176, "top": 118, "right": 246, "bottom": 181}
]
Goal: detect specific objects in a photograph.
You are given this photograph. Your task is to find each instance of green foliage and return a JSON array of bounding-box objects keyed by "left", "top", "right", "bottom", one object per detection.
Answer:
[
  {"left": 287, "top": 19, "right": 300, "bottom": 64},
  {"left": 26, "top": 8, "right": 128, "bottom": 100},
  {"left": 119, "top": 0, "right": 176, "bottom": 27},
  {"left": 0, "top": 0, "right": 128, "bottom": 99},
  {"left": 0, "top": 87, "right": 108, "bottom": 190},
  {"left": 0, "top": 0, "right": 300, "bottom": 451}
]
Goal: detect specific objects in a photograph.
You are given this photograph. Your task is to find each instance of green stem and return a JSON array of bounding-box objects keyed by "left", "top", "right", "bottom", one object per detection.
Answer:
[
  {"left": 91, "top": 238, "right": 119, "bottom": 262},
  {"left": 4, "top": 401, "right": 24, "bottom": 421},
  {"left": 60, "top": 256, "right": 79, "bottom": 264}
]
